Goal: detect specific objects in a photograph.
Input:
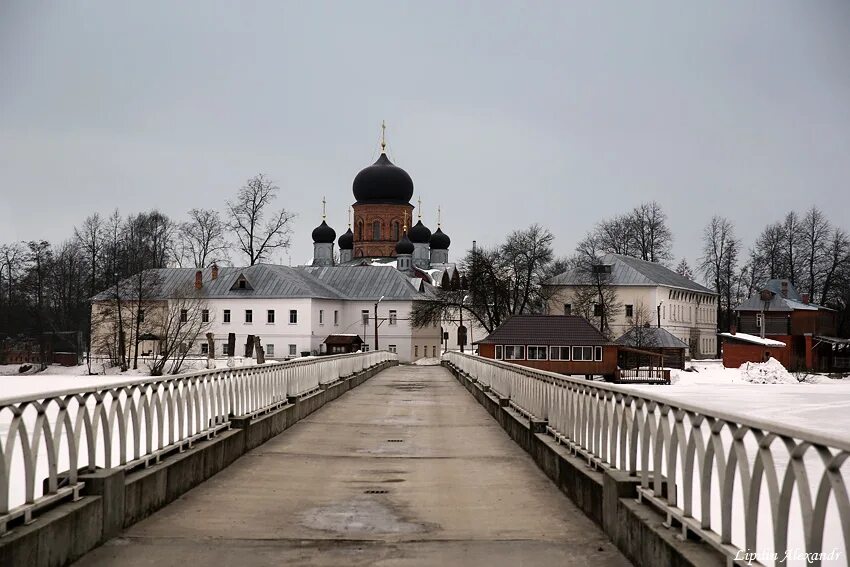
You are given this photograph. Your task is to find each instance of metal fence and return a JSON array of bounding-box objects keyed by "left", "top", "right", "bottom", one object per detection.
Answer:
[
  {"left": 0, "top": 350, "right": 395, "bottom": 535},
  {"left": 444, "top": 351, "right": 850, "bottom": 566}
]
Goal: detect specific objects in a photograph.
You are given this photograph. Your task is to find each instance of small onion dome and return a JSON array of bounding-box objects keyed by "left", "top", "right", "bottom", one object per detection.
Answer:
[
  {"left": 337, "top": 227, "right": 353, "bottom": 250},
  {"left": 408, "top": 220, "right": 431, "bottom": 243},
  {"left": 311, "top": 220, "right": 336, "bottom": 243},
  {"left": 352, "top": 153, "right": 414, "bottom": 204},
  {"left": 430, "top": 227, "right": 451, "bottom": 249},
  {"left": 395, "top": 232, "right": 414, "bottom": 255}
]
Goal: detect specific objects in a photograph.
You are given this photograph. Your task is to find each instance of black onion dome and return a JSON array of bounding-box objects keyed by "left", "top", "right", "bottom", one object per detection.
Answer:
[
  {"left": 395, "top": 232, "right": 414, "bottom": 255},
  {"left": 311, "top": 220, "right": 336, "bottom": 244},
  {"left": 408, "top": 220, "right": 431, "bottom": 243},
  {"left": 430, "top": 227, "right": 451, "bottom": 249},
  {"left": 337, "top": 227, "right": 353, "bottom": 250},
  {"left": 352, "top": 153, "right": 414, "bottom": 204}
]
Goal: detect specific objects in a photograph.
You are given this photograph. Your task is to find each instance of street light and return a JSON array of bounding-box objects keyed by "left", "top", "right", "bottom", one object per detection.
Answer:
[{"left": 374, "top": 295, "right": 384, "bottom": 351}]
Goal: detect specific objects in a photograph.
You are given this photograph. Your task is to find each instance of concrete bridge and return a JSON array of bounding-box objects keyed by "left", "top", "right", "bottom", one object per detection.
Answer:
[
  {"left": 74, "top": 364, "right": 629, "bottom": 566},
  {"left": 2, "top": 351, "right": 847, "bottom": 566}
]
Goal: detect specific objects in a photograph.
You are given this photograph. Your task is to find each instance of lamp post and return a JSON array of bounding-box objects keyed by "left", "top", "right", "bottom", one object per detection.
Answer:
[
  {"left": 657, "top": 301, "right": 663, "bottom": 328},
  {"left": 374, "top": 295, "right": 384, "bottom": 351}
]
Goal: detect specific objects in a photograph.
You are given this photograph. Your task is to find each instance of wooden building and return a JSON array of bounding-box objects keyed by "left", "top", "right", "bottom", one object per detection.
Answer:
[
  {"left": 323, "top": 334, "right": 364, "bottom": 355},
  {"left": 474, "top": 315, "right": 618, "bottom": 378},
  {"left": 726, "top": 279, "right": 841, "bottom": 371},
  {"left": 615, "top": 326, "right": 689, "bottom": 370}
]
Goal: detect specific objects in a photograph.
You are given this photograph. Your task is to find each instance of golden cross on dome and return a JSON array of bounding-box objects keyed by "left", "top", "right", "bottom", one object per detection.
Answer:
[
  {"left": 321, "top": 196, "right": 326, "bottom": 220},
  {"left": 380, "top": 120, "right": 387, "bottom": 153},
  {"left": 403, "top": 209, "right": 408, "bottom": 232},
  {"left": 347, "top": 206, "right": 351, "bottom": 228},
  {"left": 437, "top": 206, "right": 441, "bottom": 228},
  {"left": 417, "top": 197, "right": 422, "bottom": 219}
]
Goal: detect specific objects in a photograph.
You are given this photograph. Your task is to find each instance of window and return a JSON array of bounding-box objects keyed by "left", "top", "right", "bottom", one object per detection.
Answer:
[
  {"left": 223, "top": 309, "right": 231, "bottom": 323},
  {"left": 389, "top": 310, "right": 397, "bottom": 325},
  {"left": 432, "top": 346, "right": 436, "bottom": 357},
  {"left": 593, "top": 304, "right": 603, "bottom": 317},
  {"left": 319, "top": 309, "right": 324, "bottom": 325},
  {"left": 592, "top": 264, "right": 612, "bottom": 274},
  {"left": 550, "top": 346, "right": 571, "bottom": 360},
  {"left": 594, "top": 346, "right": 603, "bottom": 361},
  {"left": 527, "top": 346, "right": 547, "bottom": 360},
  {"left": 372, "top": 220, "right": 381, "bottom": 240},
  {"left": 625, "top": 305, "right": 633, "bottom": 318},
  {"left": 495, "top": 345, "right": 503, "bottom": 359},
  {"left": 179, "top": 342, "right": 188, "bottom": 354},
  {"left": 362, "top": 344, "right": 370, "bottom": 352},
  {"left": 289, "top": 344, "right": 297, "bottom": 356},
  {"left": 289, "top": 309, "right": 297, "bottom": 324},
  {"left": 202, "top": 309, "right": 209, "bottom": 323},
  {"left": 266, "top": 344, "right": 274, "bottom": 356},
  {"left": 334, "top": 310, "right": 339, "bottom": 326},
  {"left": 201, "top": 343, "right": 209, "bottom": 355},
  {"left": 238, "top": 280, "right": 247, "bottom": 289},
  {"left": 245, "top": 309, "right": 253, "bottom": 323},
  {"left": 357, "top": 221, "right": 363, "bottom": 240},
  {"left": 388, "top": 344, "right": 397, "bottom": 354},
  {"left": 362, "top": 310, "right": 369, "bottom": 325},
  {"left": 504, "top": 346, "right": 525, "bottom": 360},
  {"left": 415, "top": 345, "right": 419, "bottom": 357},
  {"left": 572, "top": 346, "right": 594, "bottom": 361},
  {"left": 563, "top": 303, "right": 572, "bottom": 316},
  {"left": 267, "top": 309, "right": 275, "bottom": 324},
  {"left": 221, "top": 342, "right": 230, "bottom": 356},
  {"left": 138, "top": 309, "right": 145, "bottom": 323},
  {"left": 392, "top": 221, "right": 400, "bottom": 241},
  {"left": 180, "top": 309, "right": 188, "bottom": 323}
]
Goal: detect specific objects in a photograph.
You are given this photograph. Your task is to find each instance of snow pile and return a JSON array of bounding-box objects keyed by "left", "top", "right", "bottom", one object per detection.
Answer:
[
  {"left": 412, "top": 357, "right": 441, "bottom": 366},
  {"left": 737, "top": 358, "right": 799, "bottom": 385}
]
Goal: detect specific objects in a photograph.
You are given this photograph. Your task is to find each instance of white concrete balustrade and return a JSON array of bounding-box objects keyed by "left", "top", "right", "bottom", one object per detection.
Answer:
[
  {"left": 444, "top": 351, "right": 850, "bottom": 567},
  {"left": 0, "top": 351, "right": 395, "bottom": 535}
]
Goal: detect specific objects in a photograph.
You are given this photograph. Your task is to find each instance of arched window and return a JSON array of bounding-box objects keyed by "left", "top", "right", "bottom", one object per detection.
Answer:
[
  {"left": 373, "top": 220, "right": 381, "bottom": 240},
  {"left": 392, "top": 221, "right": 400, "bottom": 241},
  {"left": 357, "top": 221, "right": 363, "bottom": 241}
]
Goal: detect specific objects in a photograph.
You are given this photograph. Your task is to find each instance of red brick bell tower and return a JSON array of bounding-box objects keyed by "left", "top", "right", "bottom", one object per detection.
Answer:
[{"left": 351, "top": 123, "right": 415, "bottom": 258}]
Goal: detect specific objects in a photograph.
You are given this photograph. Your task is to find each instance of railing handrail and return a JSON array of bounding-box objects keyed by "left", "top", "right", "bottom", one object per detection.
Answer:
[
  {"left": 0, "top": 351, "right": 378, "bottom": 406},
  {"left": 444, "top": 350, "right": 850, "bottom": 565},
  {"left": 448, "top": 351, "right": 850, "bottom": 452},
  {"left": 0, "top": 350, "right": 396, "bottom": 534}
]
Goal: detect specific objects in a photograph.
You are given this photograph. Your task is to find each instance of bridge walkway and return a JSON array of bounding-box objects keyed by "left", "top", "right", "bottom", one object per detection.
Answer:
[{"left": 75, "top": 364, "right": 630, "bottom": 566}]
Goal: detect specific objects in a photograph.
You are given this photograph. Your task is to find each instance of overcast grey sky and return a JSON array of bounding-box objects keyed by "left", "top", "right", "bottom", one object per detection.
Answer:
[{"left": 1, "top": 1, "right": 849, "bottom": 271}]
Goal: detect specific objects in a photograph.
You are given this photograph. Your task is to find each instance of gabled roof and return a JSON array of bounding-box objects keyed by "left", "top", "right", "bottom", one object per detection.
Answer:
[
  {"left": 545, "top": 254, "right": 715, "bottom": 295},
  {"left": 302, "top": 266, "right": 436, "bottom": 300},
  {"left": 93, "top": 264, "right": 434, "bottom": 302},
  {"left": 615, "top": 327, "right": 689, "bottom": 349},
  {"left": 475, "top": 315, "right": 610, "bottom": 346},
  {"left": 734, "top": 279, "right": 830, "bottom": 312}
]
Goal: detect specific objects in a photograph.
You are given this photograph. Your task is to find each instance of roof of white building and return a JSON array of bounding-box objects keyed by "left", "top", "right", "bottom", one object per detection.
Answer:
[
  {"left": 93, "top": 264, "right": 435, "bottom": 302},
  {"left": 545, "top": 253, "right": 715, "bottom": 295}
]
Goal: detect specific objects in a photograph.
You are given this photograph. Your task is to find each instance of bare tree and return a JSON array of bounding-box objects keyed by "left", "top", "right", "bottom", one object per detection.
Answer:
[
  {"left": 799, "top": 207, "right": 831, "bottom": 301},
  {"left": 568, "top": 252, "right": 622, "bottom": 339},
  {"left": 179, "top": 208, "right": 229, "bottom": 268},
  {"left": 149, "top": 293, "right": 211, "bottom": 375},
  {"left": 630, "top": 201, "right": 673, "bottom": 263},
  {"left": 699, "top": 216, "right": 740, "bottom": 356},
  {"left": 227, "top": 174, "right": 295, "bottom": 265}
]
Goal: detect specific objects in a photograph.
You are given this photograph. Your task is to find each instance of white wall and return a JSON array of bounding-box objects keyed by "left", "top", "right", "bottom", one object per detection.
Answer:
[{"left": 546, "top": 285, "right": 719, "bottom": 358}]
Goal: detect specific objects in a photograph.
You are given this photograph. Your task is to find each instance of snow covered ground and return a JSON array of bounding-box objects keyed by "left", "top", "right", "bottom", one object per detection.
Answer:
[{"left": 620, "top": 359, "right": 850, "bottom": 442}]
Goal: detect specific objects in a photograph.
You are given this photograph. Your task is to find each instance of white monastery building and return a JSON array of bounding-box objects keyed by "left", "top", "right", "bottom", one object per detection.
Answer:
[{"left": 543, "top": 254, "right": 718, "bottom": 359}]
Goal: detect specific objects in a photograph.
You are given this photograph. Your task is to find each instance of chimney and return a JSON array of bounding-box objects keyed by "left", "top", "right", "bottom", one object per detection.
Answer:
[
  {"left": 211, "top": 263, "right": 219, "bottom": 281},
  {"left": 801, "top": 293, "right": 810, "bottom": 304},
  {"left": 195, "top": 270, "right": 203, "bottom": 289}
]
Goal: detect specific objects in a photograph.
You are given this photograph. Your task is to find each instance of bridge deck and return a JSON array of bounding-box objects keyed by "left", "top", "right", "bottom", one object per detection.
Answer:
[{"left": 75, "top": 364, "right": 630, "bottom": 566}]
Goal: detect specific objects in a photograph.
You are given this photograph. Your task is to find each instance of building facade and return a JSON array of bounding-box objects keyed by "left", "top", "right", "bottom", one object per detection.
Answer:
[
  {"left": 544, "top": 254, "right": 718, "bottom": 359},
  {"left": 91, "top": 264, "right": 441, "bottom": 364},
  {"left": 721, "top": 279, "right": 844, "bottom": 371}
]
